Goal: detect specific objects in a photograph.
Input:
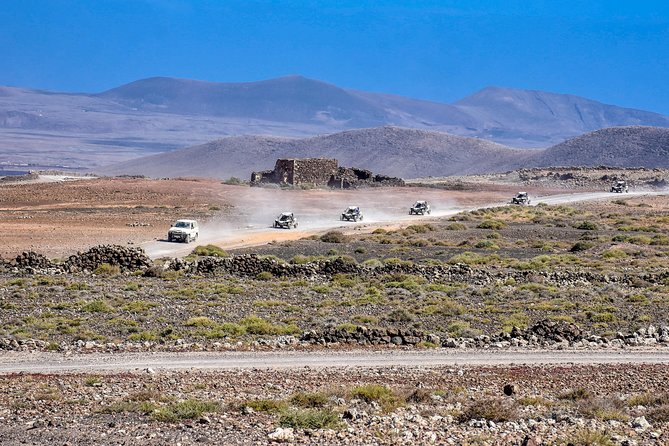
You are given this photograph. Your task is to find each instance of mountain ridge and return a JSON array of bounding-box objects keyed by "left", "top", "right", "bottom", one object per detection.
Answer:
[{"left": 2, "top": 75, "right": 669, "bottom": 170}]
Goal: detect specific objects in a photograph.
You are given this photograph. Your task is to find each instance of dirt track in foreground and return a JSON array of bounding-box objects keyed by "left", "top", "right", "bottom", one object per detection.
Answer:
[{"left": 2, "top": 349, "right": 669, "bottom": 374}]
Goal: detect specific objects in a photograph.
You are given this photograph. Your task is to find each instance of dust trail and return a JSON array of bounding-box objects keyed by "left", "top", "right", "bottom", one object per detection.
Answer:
[{"left": 142, "top": 187, "right": 669, "bottom": 259}]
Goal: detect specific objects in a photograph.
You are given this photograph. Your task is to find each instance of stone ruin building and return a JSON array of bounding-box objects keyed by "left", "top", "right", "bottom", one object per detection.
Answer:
[{"left": 250, "top": 158, "right": 404, "bottom": 188}]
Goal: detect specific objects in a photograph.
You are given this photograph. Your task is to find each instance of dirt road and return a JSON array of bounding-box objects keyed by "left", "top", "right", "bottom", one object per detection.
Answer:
[
  {"left": 1, "top": 349, "right": 669, "bottom": 374},
  {"left": 143, "top": 189, "right": 667, "bottom": 259}
]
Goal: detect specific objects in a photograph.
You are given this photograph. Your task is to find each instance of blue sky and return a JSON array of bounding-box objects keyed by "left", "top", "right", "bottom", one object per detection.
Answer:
[{"left": 2, "top": 0, "right": 668, "bottom": 113}]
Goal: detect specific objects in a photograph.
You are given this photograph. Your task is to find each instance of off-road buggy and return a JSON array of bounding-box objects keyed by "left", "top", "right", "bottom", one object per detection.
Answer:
[
  {"left": 409, "top": 200, "right": 431, "bottom": 215},
  {"left": 167, "top": 219, "right": 199, "bottom": 243},
  {"left": 341, "top": 206, "right": 363, "bottom": 222},
  {"left": 274, "top": 212, "right": 298, "bottom": 229},
  {"left": 511, "top": 192, "right": 531, "bottom": 205},
  {"left": 610, "top": 180, "right": 629, "bottom": 193}
]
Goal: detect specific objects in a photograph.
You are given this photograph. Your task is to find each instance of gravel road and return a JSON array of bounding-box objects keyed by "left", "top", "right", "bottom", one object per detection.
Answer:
[
  {"left": 143, "top": 189, "right": 667, "bottom": 259},
  {"left": 2, "top": 349, "right": 669, "bottom": 374}
]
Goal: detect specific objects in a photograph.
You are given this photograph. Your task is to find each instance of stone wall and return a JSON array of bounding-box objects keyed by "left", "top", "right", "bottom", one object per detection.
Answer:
[
  {"left": 251, "top": 158, "right": 404, "bottom": 188},
  {"left": 292, "top": 158, "right": 339, "bottom": 185},
  {"left": 251, "top": 158, "right": 338, "bottom": 186}
]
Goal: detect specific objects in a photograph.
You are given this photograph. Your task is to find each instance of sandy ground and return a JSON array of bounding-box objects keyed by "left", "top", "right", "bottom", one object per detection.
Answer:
[
  {"left": 0, "top": 176, "right": 513, "bottom": 259},
  {"left": 2, "top": 174, "right": 664, "bottom": 260}
]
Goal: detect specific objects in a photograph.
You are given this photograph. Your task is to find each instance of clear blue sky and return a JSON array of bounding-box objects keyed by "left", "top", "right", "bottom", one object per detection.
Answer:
[{"left": 2, "top": 0, "right": 668, "bottom": 113}]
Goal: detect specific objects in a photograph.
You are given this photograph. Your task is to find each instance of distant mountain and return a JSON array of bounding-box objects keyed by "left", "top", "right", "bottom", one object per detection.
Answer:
[
  {"left": 455, "top": 87, "right": 669, "bottom": 146},
  {"left": 534, "top": 126, "right": 669, "bottom": 168},
  {"left": 97, "top": 126, "right": 534, "bottom": 179},
  {"left": 98, "top": 76, "right": 388, "bottom": 126},
  {"left": 98, "top": 76, "right": 669, "bottom": 147},
  {"left": 2, "top": 75, "right": 669, "bottom": 170}
]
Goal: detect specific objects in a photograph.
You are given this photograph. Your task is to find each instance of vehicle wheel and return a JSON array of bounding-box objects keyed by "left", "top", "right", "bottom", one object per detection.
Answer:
[
  {"left": 360, "top": 215, "right": 363, "bottom": 221},
  {"left": 427, "top": 210, "right": 431, "bottom": 215}
]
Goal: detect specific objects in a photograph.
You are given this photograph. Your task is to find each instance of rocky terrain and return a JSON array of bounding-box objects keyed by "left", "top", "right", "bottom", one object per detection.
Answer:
[
  {"left": 410, "top": 167, "right": 669, "bottom": 192},
  {"left": 0, "top": 364, "right": 667, "bottom": 445},
  {"left": 0, "top": 185, "right": 667, "bottom": 353},
  {"left": 0, "top": 171, "right": 667, "bottom": 444}
]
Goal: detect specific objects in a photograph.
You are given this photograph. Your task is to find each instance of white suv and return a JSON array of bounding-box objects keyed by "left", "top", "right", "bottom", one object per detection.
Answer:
[{"left": 168, "top": 219, "right": 199, "bottom": 243}]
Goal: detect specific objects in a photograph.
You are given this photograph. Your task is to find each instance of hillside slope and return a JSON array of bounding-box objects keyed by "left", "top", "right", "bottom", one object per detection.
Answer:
[
  {"left": 98, "top": 126, "right": 533, "bottom": 179},
  {"left": 535, "top": 126, "right": 669, "bottom": 168}
]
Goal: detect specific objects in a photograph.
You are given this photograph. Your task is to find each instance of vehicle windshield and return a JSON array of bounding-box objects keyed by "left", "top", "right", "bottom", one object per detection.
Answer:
[
  {"left": 414, "top": 202, "right": 425, "bottom": 207},
  {"left": 279, "top": 215, "right": 290, "bottom": 220},
  {"left": 174, "top": 221, "right": 190, "bottom": 228}
]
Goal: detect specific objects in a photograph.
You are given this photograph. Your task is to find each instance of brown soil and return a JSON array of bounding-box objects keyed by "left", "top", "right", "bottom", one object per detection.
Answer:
[{"left": 0, "top": 175, "right": 516, "bottom": 259}]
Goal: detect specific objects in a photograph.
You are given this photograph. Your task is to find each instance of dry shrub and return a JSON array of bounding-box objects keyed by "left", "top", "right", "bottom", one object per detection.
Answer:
[{"left": 458, "top": 398, "right": 517, "bottom": 422}]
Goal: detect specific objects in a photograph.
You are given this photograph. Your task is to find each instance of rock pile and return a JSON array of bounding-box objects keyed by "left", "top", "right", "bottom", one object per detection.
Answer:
[
  {"left": 165, "top": 254, "right": 488, "bottom": 283},
  {"left": 13, "top": 251, "right": 52, "bottom": 269},
  {"left": 163, "top": 254, "right": 668, "bottom": 289},
  {"left": 64, "top": 245, "right": 151, "bottom": 272},
  {"left": 301, "top": 326, "right": 432, "bottom": 346},
  {"left": 1, "top": 323, "right": 668, "bottom": 353},
  {"left": 524, "top": 319, "right": 583, "bottom": 343},
  {"left": 300, "top": 320, "right": 669, "bottom": 350}
]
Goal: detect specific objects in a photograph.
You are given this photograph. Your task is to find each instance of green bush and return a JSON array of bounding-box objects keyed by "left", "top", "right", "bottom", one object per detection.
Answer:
[
  {"left": 458, "top": 399, "right": 517, "bottom": 422},
  {"left": 94, "top": 263, "right": 120, "bottom": 276},
  {"left": 570, "top": 241, "right": 594, "bottom": 252},
  {"left": 628, "top": 235, "right": 652, "bottom": 245},
  {"left": 651, "top": 235, "right": 669, "bottom": 246},
  {"left": 406, "top": 224, "right": 434, "bottom": 233},
  {"left": 559, "top": 388, "right": 591, "bottom": 401},
  {"left": 239, "top": 315, "right": 299, "bottom": 335},
  {"left": 289, "top": 391, "right": 328, "bottom": 408},
  {"left": 191, "top": 244, "right": 228, "bottom": 257},
  {"left": 351, "top": 384, "right": 403, "bottom": 412},
  {"left": 279, "top": 408, "right": 343, "bottom": 429},
  {"left": 152, "top": 399, "right": 220, "bottom": 422},
  {"left": 445, "top": 223, "right": 467, "bottom": 231},
  {"left": 385, "top": 308, "right": 414, "bottom": 322},
  {"left": 477, "top": 220, "right": 506, "bottom": 230},
  {"left": 223, "top": 177, "right": 245, "bottom": 185},
  {"left": 320, "top": 231, "right": 346, "bottom": 243},
  {"left": 243, "top": 399, "right": 287, "bottom": 413},
  {"left": 575, "top": 221, "right": 598, "bottom": 230},
  {"left": 81, "top": 300, "right": 112, "bottom": 313},
  {"left": 256, "top": 271, "right": 273, "bottom": 281},
  {"left": 474, "top": 240, "right": 499, "bottom": 250},
  {"left": 564, "top": 429, "right": 614, "bottom": 446},
  {"left": 602, "top": 249, "right": 627, "bottom": 259}
]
